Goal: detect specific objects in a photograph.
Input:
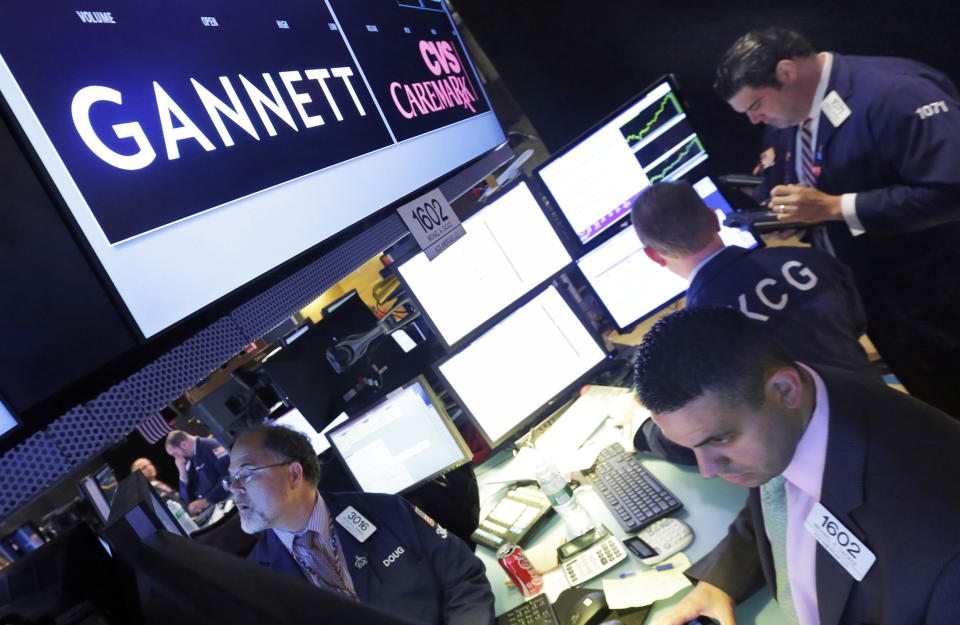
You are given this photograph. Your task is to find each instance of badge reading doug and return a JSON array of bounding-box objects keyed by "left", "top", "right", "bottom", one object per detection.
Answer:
[{"left": 397, "top": 188, "right": 465, "bottom": 260}]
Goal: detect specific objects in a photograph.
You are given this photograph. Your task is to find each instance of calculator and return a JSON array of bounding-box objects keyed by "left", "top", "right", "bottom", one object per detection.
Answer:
[
  {"left": 557, "top": 525, "right": 628, "bottom": 585},
  {"left": 624, "top": 518, "right": 694, "bottom": 566}
]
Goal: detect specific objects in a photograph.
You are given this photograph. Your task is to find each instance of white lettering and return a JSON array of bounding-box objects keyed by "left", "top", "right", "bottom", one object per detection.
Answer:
[
  {"left": 756, "top": 278, "right": 788, "bottom": 310},
  {"left": 191, "top": 76, "right": 260, "bottom": 146},
  {"left": 279, "top": 70, "right": 325, "bottom": 128},
  {"left": 76, "top": 10, "right": 115, "bottom": 24},
  {"left": 381, "top": 546, "right": 405, "bottom": 567},
  {"left": 304, "top": 69, "right": 343, "bottom": 121},
  {"left": 238, "top": 73, "right": 299, "bottom": 137},
  {"left": 71, "top": 86, "right": 156, "bottom": 171},
  {"left": 200, "top": 16, "right": 219, "bottom": 27},
  {"left": 331, "top": 67, "right": 366, "bottom": 116},
  {"left": 738, "top": 293, "right": 770, "bottom": 321},
  {"left": 154, "top": 82, "right": 216, "bottom": 160},
  {"left": 916, "top": 100, "right": 950, "bottom": 119},
  {"left": 781, "top": 261, "right": 818, "bottom": 291}
]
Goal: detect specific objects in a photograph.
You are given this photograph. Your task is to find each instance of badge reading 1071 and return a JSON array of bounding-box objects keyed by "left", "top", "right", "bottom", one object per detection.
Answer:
[{"left": 396, "top": 188, "right": 466, "bottom": 260}]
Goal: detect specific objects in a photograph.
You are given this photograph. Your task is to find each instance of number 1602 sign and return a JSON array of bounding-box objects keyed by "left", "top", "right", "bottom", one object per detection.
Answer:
[{"left": 397, "top": 189, "right": 465, "bottom": 260}]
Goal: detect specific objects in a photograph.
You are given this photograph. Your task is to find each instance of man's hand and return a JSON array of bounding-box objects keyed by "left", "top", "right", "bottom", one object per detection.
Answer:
[
  {"left": 769, "top": 184, "right": 842, "bottom": 224},
  {"left": 174, "top": 455, "right": 188, "bottom": 480},
  {"left": 187, "top": 498, "right": 211, "bottom": 516},
  {"left": 648, "top": 581, "right": 737, "bottom": 625}
]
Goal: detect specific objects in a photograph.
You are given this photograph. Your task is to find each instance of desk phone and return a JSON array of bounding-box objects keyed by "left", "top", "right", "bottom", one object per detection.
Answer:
[
  {"left": 473, "top": 485, "right": 554, "bottom": 550},
  {"left": 557, "top": 525, "right": 627, "bottom": 585}
]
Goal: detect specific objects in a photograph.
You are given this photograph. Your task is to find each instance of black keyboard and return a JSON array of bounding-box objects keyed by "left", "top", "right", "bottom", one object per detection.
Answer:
[
  {"left": 585, "top": 443, "right": 683, "bottom": 533},
  {"left": 496, "top": 593, "right": 559, "bottom": 625}
]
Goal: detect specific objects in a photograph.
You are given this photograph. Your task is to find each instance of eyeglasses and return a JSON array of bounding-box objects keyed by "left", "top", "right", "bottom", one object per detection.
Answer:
[{"left": 222, "top": 461, "right": 293, "bottom": 490}]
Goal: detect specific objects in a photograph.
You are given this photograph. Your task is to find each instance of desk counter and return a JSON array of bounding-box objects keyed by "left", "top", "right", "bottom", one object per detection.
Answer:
[{"left": 474, "top": 448, "right": 787, "bottom": 623}]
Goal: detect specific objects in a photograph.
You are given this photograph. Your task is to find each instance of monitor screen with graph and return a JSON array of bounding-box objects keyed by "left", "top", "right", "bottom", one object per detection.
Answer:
[{"left": 536, "top": 76, "right": 710, "bottom": 246}]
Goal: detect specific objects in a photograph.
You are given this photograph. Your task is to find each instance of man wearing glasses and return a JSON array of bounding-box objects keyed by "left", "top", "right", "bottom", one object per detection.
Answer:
[
  {"left": 165, "top": 430, "right": 233, "bottom": 515},
  {"left": 227, "top": 424, "right": 495, "bottom": 625}
]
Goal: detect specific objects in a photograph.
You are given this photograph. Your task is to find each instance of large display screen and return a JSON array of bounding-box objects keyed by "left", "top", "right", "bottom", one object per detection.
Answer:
[
  {"left": 396, "top": 181, "right": 571, "bottom": 347},
  {"left": 576, "top": 176, "right": 758, "bottom": 330},
  {"left": 0, "top": 0, "right": 504, "bottom": 337},
  {"left": 537, "top": 78, "right": 706, "bottom": 245},
  {"left": 326, "top": 376, "right": 471, "bottom": 494},
  {"left": 437, "top": 285, "right": 606, "bottom": 447}
]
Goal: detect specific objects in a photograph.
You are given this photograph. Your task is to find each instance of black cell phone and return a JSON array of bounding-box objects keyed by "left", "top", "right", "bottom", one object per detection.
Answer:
[{"left": 622, "top": 535, "right": 658, "bottom": 559}]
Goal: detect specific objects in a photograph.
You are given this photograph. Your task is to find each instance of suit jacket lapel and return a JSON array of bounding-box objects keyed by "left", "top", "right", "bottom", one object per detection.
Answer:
[
  {"left": 813, "top": 53, "right": 854, "bottom": 169},
  {"left": 815, "top": 369, "right": 869, "bottom": 625},
  {"left": 324, "top": 492, "right": 375, "bottom": 601}
]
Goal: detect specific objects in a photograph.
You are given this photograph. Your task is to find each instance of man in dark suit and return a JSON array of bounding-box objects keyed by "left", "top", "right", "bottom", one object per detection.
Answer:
[
  {"left": 228, "top": 424, "right": 495, "bottom": 625},
  {"left": 714, "top": 27, "right": 960, "bottom": 417},
  {"left": 629, "top": 180, "right": 877, "bottom": 466},
  {"left": 633, "top": 306, "right": 960, "bottom": 625},
  {"left": 164, "top": 430, "right": 232, "bottom": 515}
]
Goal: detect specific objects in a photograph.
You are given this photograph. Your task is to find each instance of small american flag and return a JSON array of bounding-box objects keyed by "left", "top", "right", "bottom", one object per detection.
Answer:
[{"left": 136, "top": 412, "right": 172, "bottom": 444}]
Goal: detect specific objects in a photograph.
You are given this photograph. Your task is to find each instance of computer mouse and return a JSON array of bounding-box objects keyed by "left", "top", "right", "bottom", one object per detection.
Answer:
[{"left": 567, "top": 590, "right": 609, "bottom": 625}]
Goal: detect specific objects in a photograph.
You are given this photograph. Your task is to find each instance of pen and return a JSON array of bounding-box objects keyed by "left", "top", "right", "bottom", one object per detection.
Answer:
[
  {"left": 618, "top": 571, "right": 637, "bottom": 578},
  {"left": 655, "top": 563, "right": 674, "bottom": 571}
]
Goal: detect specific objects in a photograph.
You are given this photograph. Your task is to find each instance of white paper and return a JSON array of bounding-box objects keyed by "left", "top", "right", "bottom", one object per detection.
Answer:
[{"left": 601, "top": 553, "right": 692, "bottom": 609}]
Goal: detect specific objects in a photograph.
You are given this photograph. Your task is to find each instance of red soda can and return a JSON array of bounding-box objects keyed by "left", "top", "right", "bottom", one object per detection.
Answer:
[{"left": 497, "top": 542, "right": 544, "bottom": 596}]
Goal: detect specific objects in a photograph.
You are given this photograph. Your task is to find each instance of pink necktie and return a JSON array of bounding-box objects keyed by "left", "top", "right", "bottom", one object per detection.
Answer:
[{"left": 291, "top": 529, "right": 357, "bottom": 598}]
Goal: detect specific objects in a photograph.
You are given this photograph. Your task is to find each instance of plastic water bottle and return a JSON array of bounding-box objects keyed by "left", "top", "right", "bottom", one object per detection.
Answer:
[
  {"left": 533, "top": 454, "right": 595, "bottom": 537},
  {"left": 166, "top": 499, "right": 200, "bottom": 534}
]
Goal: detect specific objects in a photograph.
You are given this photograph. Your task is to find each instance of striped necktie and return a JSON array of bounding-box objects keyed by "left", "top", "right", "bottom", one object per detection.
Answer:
[
  {"left": 799, "top": 117, "right": 816, "bottom": 187},
  {"left": 291, "top": 529, "right": 357, "bottom": 599},
  {"left": 761, "top": 475, "right": 801, "bottom": 625}
]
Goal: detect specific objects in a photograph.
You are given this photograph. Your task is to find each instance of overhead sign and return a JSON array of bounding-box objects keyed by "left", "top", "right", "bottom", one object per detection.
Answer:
[{"left": 0, "top": 0, "right": 491, "bottom": 244}]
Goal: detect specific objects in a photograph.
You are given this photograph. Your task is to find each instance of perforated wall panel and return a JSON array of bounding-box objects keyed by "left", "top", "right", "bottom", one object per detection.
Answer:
[
  {"left": 44, "top": 406, "right": 107, "bottom": 470},
  {"left": 0, "top": 431, "right": 69, "bottom": 520}
]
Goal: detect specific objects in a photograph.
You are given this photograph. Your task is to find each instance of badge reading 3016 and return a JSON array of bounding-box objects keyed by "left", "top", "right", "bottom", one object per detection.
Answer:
[
  {"left": 804, "top": 502, "right": 875, "bottom": 581},
  {"left": 397, "top": 188, "right": 465, "bottom": 260}
]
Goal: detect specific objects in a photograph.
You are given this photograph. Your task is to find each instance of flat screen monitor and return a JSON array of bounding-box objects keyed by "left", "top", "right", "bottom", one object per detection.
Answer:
[
  {"left": 78, "top": 476, "right": 112, "bottom": 525},
  {"left": 576, "top": 176, "right": 759, "bottom": 330},
  {"left": 0, "top": 0, "right": 504, "bottom": 339},
  {"left": 396, "top": 180, "right": 572, "bottom": 348},
  {"left": 436, "top": 285, "right": 607, "bottom": 447},
  {"left": 537, "top": 76, "right": 708, "bottom": 246},
  {"left": 325, "top": 376, "right": 471, "bottom": 494},
  {"left": 270, "top": 408, "right": 347, "bottom": 456},
  {"left": 0, "top": 396, "right": 18, "bottom": 440}
]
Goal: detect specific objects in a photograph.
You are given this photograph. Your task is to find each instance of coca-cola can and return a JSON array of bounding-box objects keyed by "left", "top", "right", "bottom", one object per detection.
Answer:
[{"left": 497, "top": 542, "right": 543, "bottom": 596}]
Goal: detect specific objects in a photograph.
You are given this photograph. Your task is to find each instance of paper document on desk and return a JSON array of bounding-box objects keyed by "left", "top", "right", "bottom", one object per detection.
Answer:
[
  {"left": 534, "top": 386, "right": 633, "bottom": 471},
  {"left": 601, "top": 553, "right": 692, "bottom": 608}
]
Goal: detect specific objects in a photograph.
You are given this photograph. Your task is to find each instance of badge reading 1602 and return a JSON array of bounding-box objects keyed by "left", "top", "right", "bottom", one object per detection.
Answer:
[{"left": 397, "top": 188, "right": 465, "bottom": 260}]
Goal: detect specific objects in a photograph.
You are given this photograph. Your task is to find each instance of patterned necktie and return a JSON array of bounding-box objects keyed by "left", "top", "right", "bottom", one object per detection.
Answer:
[
  {"left": 799, "top": 117, "right": 816, "bottom": 187},
  {"left": 761, "top": 475, "right": 801, "bottom": 625},
  {"left": 291, "top": 529, "right": 357, "bottom": 599}
]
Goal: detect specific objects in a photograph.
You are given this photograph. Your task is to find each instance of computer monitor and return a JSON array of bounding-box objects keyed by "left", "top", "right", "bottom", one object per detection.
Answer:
[
  {"left": 269, "top": 407, "right": 347, "bottom": 456},
  {"left": 396, "top": 180, "right": 572, "bottom": 348},
  {"left": 536, "top": 76, "right": 710, "bottom": 246},
  {"left": 105, "top": 471, "right": 185, "bottom": 556},
  {"left": 326, "top": 376, "right": 472, "bottom": 494},
  {"left": 77, "top": 476, "right": 112, "bottom": 525},
  {"left": 436, "top": 285, "right": 608, "bottom": 447},
  {"left": 576, "top": 176, "right": 759, "bottom": 331}
]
